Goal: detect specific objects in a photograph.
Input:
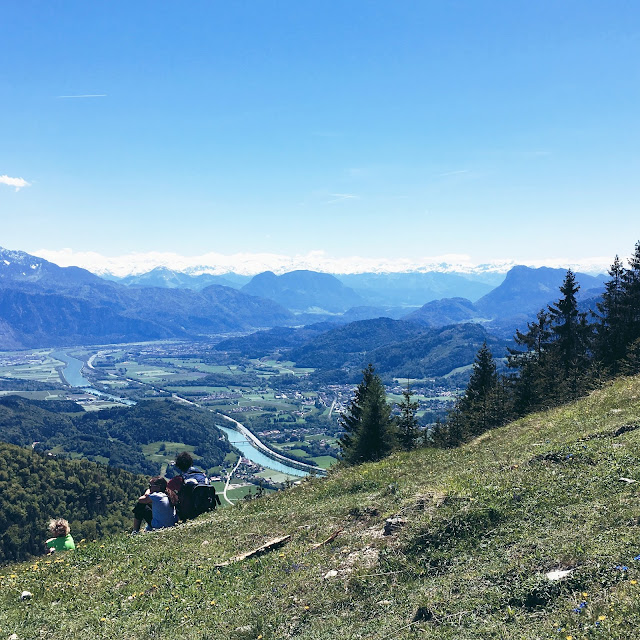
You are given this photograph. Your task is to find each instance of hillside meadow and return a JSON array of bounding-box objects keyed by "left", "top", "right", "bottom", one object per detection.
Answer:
[{"left": 3, "top": 375, "right": 640, "bottom": 639}]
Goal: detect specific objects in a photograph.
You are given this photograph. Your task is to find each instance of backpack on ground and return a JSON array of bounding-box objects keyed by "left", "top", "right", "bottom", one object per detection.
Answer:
[{"left": 176, "top": 466, "right": 221, "bottom": 521}]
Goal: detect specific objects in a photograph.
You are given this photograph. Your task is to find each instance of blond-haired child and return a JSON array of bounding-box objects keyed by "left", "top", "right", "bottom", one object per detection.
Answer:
[{"left": 45, "top": 518, "right": 76, "bottom": 553}]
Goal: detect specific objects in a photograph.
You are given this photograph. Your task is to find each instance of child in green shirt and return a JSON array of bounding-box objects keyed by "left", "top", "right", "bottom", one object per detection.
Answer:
[{"left": 45, "top": 518, "right": 76, "bottom": 553}]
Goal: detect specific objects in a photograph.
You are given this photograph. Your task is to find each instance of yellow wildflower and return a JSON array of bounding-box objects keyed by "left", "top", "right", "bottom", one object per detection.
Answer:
[{"left": 598, "top": 615, "right": 607, "bottom": 621}]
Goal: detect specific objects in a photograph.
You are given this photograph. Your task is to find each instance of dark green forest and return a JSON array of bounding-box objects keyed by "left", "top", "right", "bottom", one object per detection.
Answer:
[
  {"left": 0, "top": 397, "right": 233, "bottom": 476},
  {"left": 0, "top": 442, "right": 147, "bottom": 564}
]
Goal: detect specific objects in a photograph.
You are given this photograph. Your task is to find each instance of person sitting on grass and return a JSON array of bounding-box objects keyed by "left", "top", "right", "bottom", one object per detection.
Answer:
[
  {"left": 45, "top": 518, "right": 75, "bottom": 554},
  {"left": 132, "top": 476, "right": 178, "bottom": 533}
]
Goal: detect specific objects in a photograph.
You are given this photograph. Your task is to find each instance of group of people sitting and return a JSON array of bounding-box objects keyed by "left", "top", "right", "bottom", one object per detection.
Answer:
[
  {"left": 132, "top": 451, "right": 218, "bottom": 533},
  {"left": 43, "top": 452, "right": 217, "bottom": 555}
]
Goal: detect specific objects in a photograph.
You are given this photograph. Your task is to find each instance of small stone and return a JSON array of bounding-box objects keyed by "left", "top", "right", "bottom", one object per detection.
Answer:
[
  {"left": 20, "top": 591, "right": 32, "bottom": 601},
  {"left": 324, "top": 569, "right": 338, "bottom": 579},
  {"left": 383, "top": 516, "right": 407, "bottom": 536},
  {"left": 201, "top": 540, "right": 210, "bottom": 546},
  {"left": 10, "top": 634, "right": 19, "bottom": 640},
  {"left": 545, "top": 568, "right": 573, "bottom": 581},
  {"left": 377, "top": 599, "right": 392, "bottom": 605}
]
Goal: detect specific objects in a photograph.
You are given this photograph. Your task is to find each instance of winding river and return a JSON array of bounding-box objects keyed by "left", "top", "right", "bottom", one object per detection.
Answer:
[
  {"left": 216, "top": 424, "right": 308, "bottom": 477},
  {"left": 51, "top": 349, "right": 311, "bottom": 477}
]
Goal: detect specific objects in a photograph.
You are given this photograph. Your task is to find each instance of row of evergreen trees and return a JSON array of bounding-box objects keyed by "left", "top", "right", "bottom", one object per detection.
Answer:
[
  {"left": 338, "top": 242, "right": 640, "bottom": 463},
  {"left": 432, "top": 241, "right": 640, "bottom": 447}
]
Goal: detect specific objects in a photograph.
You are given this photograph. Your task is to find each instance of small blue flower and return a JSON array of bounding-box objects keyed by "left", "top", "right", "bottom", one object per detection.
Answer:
[
  {"left": 634, "top": 555, "right": 640, "bottom": 561},
  {"left": 615, "top": 565, "right": 629, "bottom": 571}
]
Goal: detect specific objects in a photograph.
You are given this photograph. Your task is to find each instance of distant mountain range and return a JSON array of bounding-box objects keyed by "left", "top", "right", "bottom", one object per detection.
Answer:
[
  {"left": 337, "top": 272, "right": 495, "bottom": 305},
  {"left": 119, "top": 266, "right": 250, "bottom": 290},
  {"left": 0, "top": 246, "right": 609, "bottom": 358},
  {"left": 112, "top": 267, "right": 499, "bottom": 310},
  {"left": 0, "top": 247, "right": 293, "bottom": 349}
]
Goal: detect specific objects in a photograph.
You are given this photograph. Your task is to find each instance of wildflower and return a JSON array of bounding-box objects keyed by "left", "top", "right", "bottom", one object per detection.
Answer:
[
  {"left": 634, "top": 555, "right": 640, "bottom": 561},
  {"left": 210, "top": 601, "right": 216, "bottom": 606},
  {"left": 598, "top": 615, "right": 606, "bottom": 621},
  {"left": 631, "top": 580, "right": 638, "bottom": 585},
  {"left": 582, "top": 592, "right": 588, "bottom": 597},
  {"left": 615, "top": 565, "right": 629, "bottom": 571}
]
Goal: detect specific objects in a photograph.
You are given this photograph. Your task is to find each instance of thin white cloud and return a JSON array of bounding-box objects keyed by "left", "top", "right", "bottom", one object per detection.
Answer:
[
  {"left": 0, "top": 175, "right": 31, "bottom": 191},
  {"left": 56, "top": 94, "right": 107, "bottom": 99},
  {"left": 326, "top": 193, "right": 359, "bottom": 204},
  {"left": 437, "top": 170, "right": 470, "bottom": 177}
]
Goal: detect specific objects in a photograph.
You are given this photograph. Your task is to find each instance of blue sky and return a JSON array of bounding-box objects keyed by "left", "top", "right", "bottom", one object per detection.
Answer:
[{"left": 1, "top": 1, "right": 639, "bottom": 274}]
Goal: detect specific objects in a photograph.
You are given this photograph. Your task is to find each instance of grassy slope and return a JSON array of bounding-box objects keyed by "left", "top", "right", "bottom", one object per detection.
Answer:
[{"left": 3, "top": 376, "right": 640, "bottom": 639}]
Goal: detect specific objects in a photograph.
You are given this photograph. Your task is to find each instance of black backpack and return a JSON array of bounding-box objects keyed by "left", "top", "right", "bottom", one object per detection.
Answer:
[{"left": 176, "top": 467, "right": 221, "bottom": 521}]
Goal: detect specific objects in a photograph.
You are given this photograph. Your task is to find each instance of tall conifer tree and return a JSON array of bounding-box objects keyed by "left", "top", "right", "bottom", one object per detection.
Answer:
[
  {"left": 396, "top": 380, "right": 420, "bottom": 451},
  {"left": 621, "top": 241, "right": 640, "bottom": 365},
  {"left": 547, "top": 269, "right": 592, "bottom": 398},
  {"left": 594, "top": 255, "right": 626, "bottom": 375},
  {"left": 339, "top": 364, "right": 395, "bottom": 465},
  {"left": 506, "top": 309, "right": 554, "bottom": 415}
]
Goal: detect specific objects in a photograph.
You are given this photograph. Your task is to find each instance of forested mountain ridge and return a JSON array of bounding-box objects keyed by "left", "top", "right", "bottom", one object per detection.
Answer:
[
  {"left": 0, "top": 442, "right": 146, "bottom": 564},
  {"left": 0, "top": 396, "right": 233, "bottom": 476},
  {"left": 403, "top": 296, "right": 482, "bottom": 327},
  {"left": 285, "top": 317, "right": 507, "bottom": 378}
]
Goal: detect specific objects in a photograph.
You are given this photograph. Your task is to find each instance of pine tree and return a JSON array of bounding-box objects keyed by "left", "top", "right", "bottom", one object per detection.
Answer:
[
  {"left": 339, "top": 364, "right": 395, "bottom": 465},
  {"left": 621, "top": 241, "right": 640, "bottom": 361},
  {"left": 594, "top": 255, "right": 626, "bottom": 375},
  {"left": 435, "top": 342, "right": 500, "bottom": 446},
  {"left": 506, "top": 309, "right": 554, "bottom": 415},
  {"left": 547, "top": 269, "right": 592, "bottom": 398},
  {"left": 458, "top": 341, "right": 499, "bottom": 438},
  {"left": 396, "top": 380, "right": 420, "bottom": 451},
  {"left": 338, "top": 363, "right": 375, "bottom": 459}
]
